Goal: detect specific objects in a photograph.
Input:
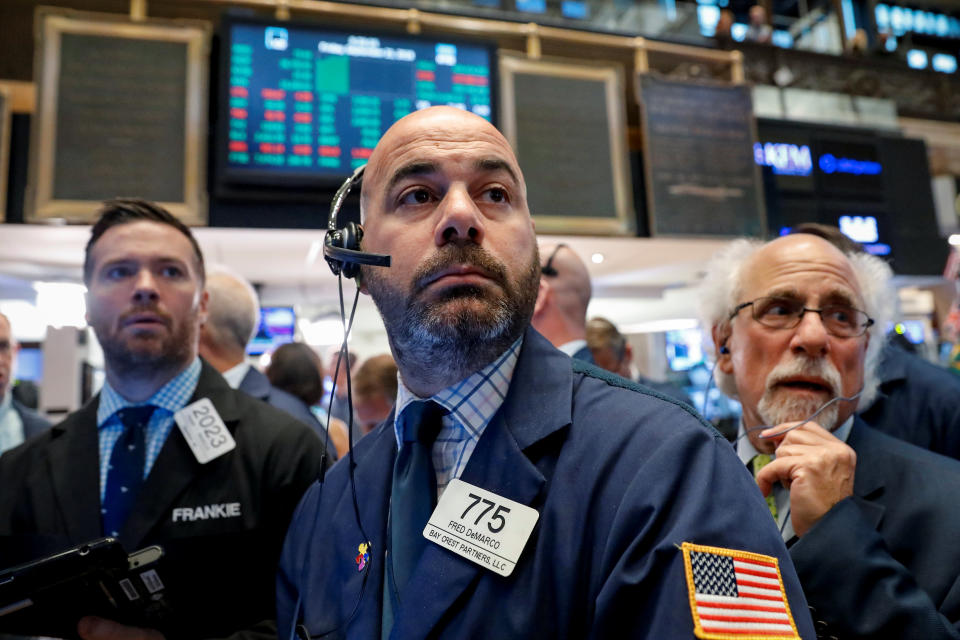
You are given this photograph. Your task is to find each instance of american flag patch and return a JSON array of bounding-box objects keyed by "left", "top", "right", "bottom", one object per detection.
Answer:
[{"left": 682, "top": 542, "right": 799, "bottom": 639}]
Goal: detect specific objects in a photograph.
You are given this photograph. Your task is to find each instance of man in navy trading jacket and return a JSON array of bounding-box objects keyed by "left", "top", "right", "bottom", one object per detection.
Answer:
[
  {"left": 0, "top": 200, "right": 326, "bottom": 640},
  {"left": 700, "top": 234, "right": 960, "bottom": 638},
  {"left": 276, "top": 106, "right": 815, "bottom": 639}
]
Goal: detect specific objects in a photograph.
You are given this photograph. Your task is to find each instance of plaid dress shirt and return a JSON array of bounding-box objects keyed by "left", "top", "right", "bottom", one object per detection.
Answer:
[{"left": 394, "top": 337, "right": 522, "bottom": 497}]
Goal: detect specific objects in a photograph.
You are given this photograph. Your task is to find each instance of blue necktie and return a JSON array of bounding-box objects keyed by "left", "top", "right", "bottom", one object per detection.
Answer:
[
  {"left": 383, "top": 400, "right": 446, "bottom": 634},
  {"left": 102, "top": 406, "right": 155, "bottom": 538}
]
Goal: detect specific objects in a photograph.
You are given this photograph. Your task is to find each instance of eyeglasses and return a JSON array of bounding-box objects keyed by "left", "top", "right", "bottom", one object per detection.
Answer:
[{"left": 729, "top": 296, "right": 874, "bottom": 338}]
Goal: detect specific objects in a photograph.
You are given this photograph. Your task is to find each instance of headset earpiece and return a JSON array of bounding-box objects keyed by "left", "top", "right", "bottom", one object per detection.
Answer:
[
  {"left": 719, "top": 344, "right": 730, "bottom": 355},
  {"left": 323, "top": 164, "right": 390, "bottom": 279}
]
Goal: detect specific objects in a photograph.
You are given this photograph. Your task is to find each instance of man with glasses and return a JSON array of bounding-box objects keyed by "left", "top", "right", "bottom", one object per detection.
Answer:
[
  {"left": 700, "top": 233, "right": 960, "bottom": 639},
  {"left": 0, "top": 312, "right": 50, "bottom": 454}
]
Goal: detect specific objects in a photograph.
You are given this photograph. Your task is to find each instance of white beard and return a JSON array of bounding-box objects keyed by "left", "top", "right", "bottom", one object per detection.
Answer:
[{"left": 756, "top": 356, "right": 842, "bottom": 431}]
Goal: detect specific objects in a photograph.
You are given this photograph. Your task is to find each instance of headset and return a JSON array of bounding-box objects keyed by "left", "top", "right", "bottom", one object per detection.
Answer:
[
  {"left": 323, "top": 164, "right": 391, "bottom": 279},
  {"left": 540, "top": 243, "right": 568, "bottom": 277},
  {"left": 292, "top": 165, "right": 392, "bottom": 639}
]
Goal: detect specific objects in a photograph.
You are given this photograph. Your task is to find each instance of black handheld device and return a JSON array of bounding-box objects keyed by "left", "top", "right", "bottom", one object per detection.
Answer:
[{"left": 0, "top": 537, "right": 169, "bottom": 638}]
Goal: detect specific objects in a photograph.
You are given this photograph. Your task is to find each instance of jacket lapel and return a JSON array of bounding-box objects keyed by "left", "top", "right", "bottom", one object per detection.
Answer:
[
  {"left": 46, "top": 398, "right": 103, "bottom": 543},
  {"left": 848, "top": 419, "right": 887, "bottom": 530},
  {"left": 391, "top": 328, "right": 573, "bottom": 639},
  {"left": 337, "top": 418, "right": 397, "bottom": 638},
  {"left": 121, "top": 361, "right": 240, "bottom": 548}
]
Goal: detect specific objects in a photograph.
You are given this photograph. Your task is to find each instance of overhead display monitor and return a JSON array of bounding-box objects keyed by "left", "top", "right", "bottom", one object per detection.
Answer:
[{"left": 218, "top": 17, "right": 496, "bottom": 188}]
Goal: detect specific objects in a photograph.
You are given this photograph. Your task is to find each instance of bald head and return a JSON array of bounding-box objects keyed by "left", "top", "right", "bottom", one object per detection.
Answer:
[
  {"left": 361, "top": 107, "right": 526, "bottom": 219},
  {"left": 199, "top": 269, "right": 260, "bottom": 369},
  {"left": 532, "top": 244, "right": 593, "bottom": 346}
]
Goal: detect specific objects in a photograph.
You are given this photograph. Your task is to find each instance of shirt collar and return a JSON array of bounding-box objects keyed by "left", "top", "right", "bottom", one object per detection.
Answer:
[
  {"left": 221, "top": 361, "right": 250, "bottom": 390},
  {"left": 393, "top": 337, "right": 523, "bottom": 447},
  {"left": 556, "top": 339, "right": 587, "bottom": 358},
  {"left": 0, "top": 389, "right": 11, "bottom": 416},
  {"left": 737, "top": 414, "right": 855, "bottom": 465},
  {"left": 97, "top": 358, "right": 202, "bottom": 427}
]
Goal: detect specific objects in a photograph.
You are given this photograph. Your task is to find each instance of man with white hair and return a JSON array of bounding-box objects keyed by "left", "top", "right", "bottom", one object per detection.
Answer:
[
  {"left": 198, "top": 268, "right": 317, "bottom": 428},
  {"left": 700, "top": 233, "right": 960, "bottom": 638},
  {"left": 0, "top": 312, "right": 50, "bottom": 453}
]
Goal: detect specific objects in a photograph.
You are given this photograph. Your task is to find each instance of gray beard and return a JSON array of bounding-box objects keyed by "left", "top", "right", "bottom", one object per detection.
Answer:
[
  {"left": 363, "top": 245, "right": 540, "bottom": 391},
  {"left": 755, "top": 356, "right": 843, "bottom": 431},
  {"left": 757, "top": 391, "right": 840, "bottom": 432}
]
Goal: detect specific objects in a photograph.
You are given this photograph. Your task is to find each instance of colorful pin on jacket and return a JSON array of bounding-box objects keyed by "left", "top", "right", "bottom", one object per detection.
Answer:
[{"left": 356, "top": 542, "right": 370, "bottom": 572}]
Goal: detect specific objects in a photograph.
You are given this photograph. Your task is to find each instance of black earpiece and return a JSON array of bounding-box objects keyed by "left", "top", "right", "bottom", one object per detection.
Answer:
[
  {"left": 541, "top": 243, "right": 568, "bottom": 277},
  {"left": 719, "top": 345, "right": 730, "bottom": 355},
  {"left": 323, "top": 164, "right": 391, "bottom": 279}
]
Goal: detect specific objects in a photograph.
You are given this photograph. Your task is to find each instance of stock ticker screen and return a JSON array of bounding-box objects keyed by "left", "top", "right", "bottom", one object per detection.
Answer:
[{"left": 221, "top": 20, "right": 495, "bottom": 185}]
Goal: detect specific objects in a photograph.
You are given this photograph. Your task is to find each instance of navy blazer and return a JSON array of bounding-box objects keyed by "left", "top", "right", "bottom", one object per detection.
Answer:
[
  {"left": 277, "top": 328, "right": 814, "bottom": 639},
  {"left": 790, "top": 419, "right": 960, "bottom": 638},
  {"left": 239, "top": 366, "right": 319, "bottom": 429},
  {"left": 859, "top": 344, "right": 960, "bottom": 460}
]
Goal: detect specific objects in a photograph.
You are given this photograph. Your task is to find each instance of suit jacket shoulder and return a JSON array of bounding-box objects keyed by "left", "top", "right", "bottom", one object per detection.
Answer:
[
  {"left": 239, "top": 367, "right": 320, "bottom": 430},
  {"left": 12, "top": 398, "right": 52, "bottom": 440}
]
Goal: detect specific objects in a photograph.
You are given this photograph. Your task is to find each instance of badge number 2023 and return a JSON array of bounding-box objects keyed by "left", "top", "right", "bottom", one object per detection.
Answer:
[
  {"left": 460, "top": 493, "right": 510, "bottom": 534},
  {"left": 192, "top": 403, "right": 228, "bottom": 448}
]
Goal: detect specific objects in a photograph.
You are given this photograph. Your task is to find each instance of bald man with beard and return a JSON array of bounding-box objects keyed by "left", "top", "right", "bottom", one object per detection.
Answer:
[{"left": 276, "top": 107, "right": 813, "bottom": 640}]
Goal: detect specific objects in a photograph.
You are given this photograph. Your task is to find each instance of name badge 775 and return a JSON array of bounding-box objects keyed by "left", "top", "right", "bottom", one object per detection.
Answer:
[{"left": 423, "top": 479, "right": 539, "bottom": 577}]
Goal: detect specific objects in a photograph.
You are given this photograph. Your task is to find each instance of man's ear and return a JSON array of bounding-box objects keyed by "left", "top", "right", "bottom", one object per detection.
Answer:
[
  {"left": 197, "top": 289, "right": 210, "bottom": 327},
  {"left": 711, "top": 324, "right": 734, "bottom": 374},
  {"left": 533, "top": 279, "right": 550, "bottom": 318}
]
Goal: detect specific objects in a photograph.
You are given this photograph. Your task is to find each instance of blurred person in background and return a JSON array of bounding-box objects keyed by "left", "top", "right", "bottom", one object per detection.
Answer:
[
  {"left": 0, "top": 312, "right": 50, "bottom": 454},
  {"left": 267, "top": 342, "right": 349, "bottom": 458},
  {"left": 745, "top": 4, "right": 772, "bottom": 44},
  {"left": 586, "top": 317, "right": 693, "bottom": 406},
  {"left": 323, "top": 346, "right": 358, "bottom": 426},
  {"left": 351, "top": 354, "right": 398, "bottom": 436},
  {"left": 714, "top": 8, "right": 735, "bottom": 47},
  {"left": 198, "top": 267, "right": 317, "bottom": 429},
  {"left": 531, "top": 244, "right": 594, "bottom": 363}
]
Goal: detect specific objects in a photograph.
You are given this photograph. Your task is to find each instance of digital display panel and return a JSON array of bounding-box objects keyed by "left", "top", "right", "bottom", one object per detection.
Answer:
[
  {"left": 247, "top": 306, "right": 296, "bottom": 355},
  {"left": 220, "top": 19, "right": 495, "bottom": 186},
  {"left": 665, "top": 329, "right": 705, "bottom": 372},
  {"left": 815, "top": 138, "right": 884, "bottom": 198}
]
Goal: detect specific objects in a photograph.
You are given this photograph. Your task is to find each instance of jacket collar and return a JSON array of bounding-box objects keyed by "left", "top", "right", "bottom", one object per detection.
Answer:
[{"left": 238, "top": 366, "right": 271, "bottom": 401}]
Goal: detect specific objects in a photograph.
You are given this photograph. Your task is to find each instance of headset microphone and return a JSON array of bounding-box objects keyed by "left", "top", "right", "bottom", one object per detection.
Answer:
[
  {"left": 323, "top": 164, "right": 391, "bottom": 279},
  {"left": 294, "top": 165, "right": 388, "bottom": 639}
]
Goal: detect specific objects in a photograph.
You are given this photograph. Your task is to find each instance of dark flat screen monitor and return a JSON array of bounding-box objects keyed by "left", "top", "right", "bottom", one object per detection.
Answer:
[
  {"left": 217, "top": 17, "right": 496, "bottom": 189},
  {"left": 247, "top": 306, "right": 296, "bottom": 355}
]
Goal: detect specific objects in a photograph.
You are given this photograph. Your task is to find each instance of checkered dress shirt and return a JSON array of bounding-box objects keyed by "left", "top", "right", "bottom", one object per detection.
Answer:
[
  {"left": 394, "top": 337, "right": 522, "bottom": 497},
  {"left": 96, "top": 358, "right": 201, "bottom": 503}
]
